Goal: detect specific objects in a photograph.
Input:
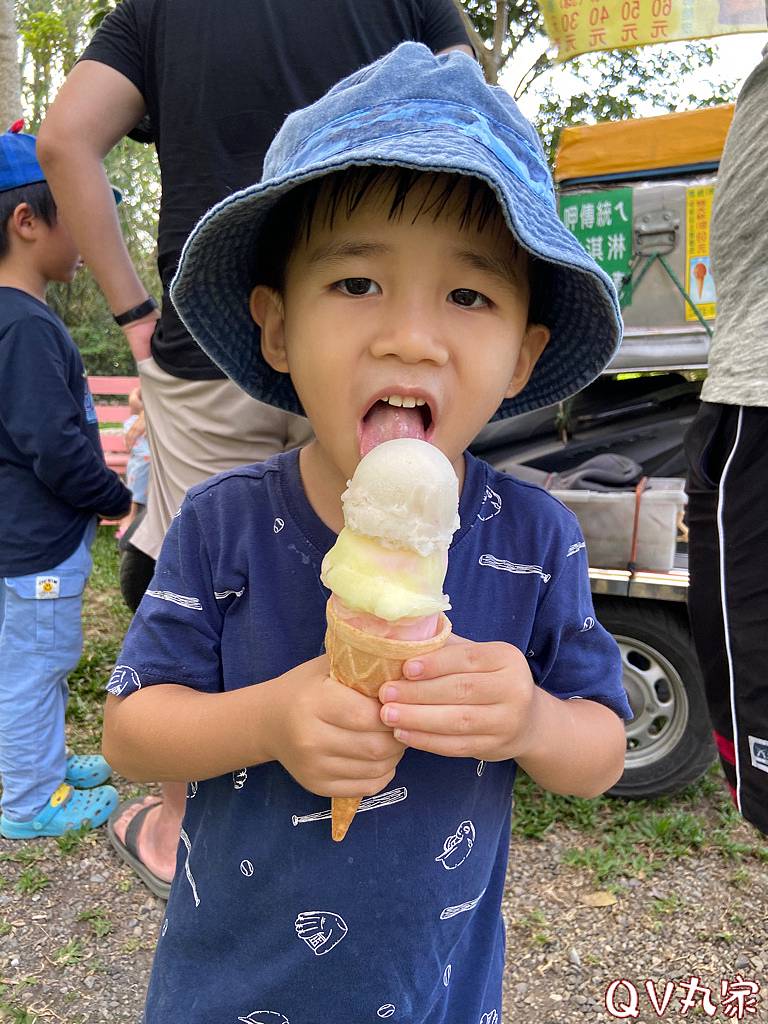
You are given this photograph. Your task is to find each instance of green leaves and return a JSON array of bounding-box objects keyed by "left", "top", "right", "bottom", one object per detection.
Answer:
[
  {"left": 534, "top": 42, "right": 737, "bottom": 165},
  {"left": 455, "top": 3, "right": 739, "bottom": 166}
]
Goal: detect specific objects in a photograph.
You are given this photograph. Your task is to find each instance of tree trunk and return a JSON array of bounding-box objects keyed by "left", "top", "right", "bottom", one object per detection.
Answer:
[
  {"left": 452, "top": 0, "right": 497, "bottom": 81},
  {"left": 488, "top": 1, "right": 508, "bottom": 84},
  {"left": 0, "top": 0, "right": 21, "bottom": 129}
]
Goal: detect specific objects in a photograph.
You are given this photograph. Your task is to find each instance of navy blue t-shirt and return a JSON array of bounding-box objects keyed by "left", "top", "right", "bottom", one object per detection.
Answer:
[
  {"left": 0, "top": 288, "right": 131, "bottom": 576},
  {"left": 109, "top": 449, "right": 631, "bottom": 1024}
]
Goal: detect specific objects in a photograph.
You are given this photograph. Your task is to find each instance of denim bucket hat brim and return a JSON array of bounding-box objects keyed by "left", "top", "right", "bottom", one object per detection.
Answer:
[{"left": 171, "top": 43, "right": 622, "bottom": 421}]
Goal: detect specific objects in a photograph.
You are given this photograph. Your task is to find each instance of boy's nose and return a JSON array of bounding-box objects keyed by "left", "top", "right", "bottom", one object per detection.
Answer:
[{"left": 370, "top": 305, "right": 449, "bottom": 366}]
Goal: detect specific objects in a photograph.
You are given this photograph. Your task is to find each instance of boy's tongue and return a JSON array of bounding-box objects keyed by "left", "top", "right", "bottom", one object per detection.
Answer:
[{"left": 360, "top": 402, "right": 425, "bottom": 457}]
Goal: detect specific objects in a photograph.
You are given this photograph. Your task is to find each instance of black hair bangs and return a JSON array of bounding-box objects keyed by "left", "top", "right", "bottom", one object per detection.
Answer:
[
  {"left": 253, "top": 167, "right": 518, "bottom": 293},
  {"left": 0, "top": 181, "right": 57, "bottom": 260}
]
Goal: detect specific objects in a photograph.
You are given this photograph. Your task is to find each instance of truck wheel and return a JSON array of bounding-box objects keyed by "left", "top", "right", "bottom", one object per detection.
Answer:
[{"left": 593, "top": 597, "right": 716, "bottom": 799}]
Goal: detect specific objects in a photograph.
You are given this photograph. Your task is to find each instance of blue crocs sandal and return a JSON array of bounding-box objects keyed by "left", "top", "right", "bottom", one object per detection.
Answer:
[
  {"left": 65, "top": 753, "right": 112, "bottom": 789},
  {"left": 0, "top": 782, "right": 119, "bottom": 839}
]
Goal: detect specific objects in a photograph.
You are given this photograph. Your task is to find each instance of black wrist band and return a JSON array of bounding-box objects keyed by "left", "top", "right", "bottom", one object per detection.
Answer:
[{"left": 113, "top": 297, "right": 158, "bottom": 326}]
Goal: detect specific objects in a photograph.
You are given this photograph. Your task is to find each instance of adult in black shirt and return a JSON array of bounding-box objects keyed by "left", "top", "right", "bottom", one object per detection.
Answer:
[
  {"left": 37, "top": 0, "right": 471, "bottom": 899},
  {"left": 42, "top": 1, "right": 471, "bottom": 380}
]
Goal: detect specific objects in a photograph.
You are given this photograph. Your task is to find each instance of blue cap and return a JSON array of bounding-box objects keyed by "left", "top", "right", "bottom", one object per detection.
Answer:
[
  {"left": 0, "top": 121, "right": 45, "bottom": 193},
  {"left": 0, "top": 120, "right": 124, "bottom": 204},
  {"left": 171, "top": 43, "right": 622, "bottom": 420}
]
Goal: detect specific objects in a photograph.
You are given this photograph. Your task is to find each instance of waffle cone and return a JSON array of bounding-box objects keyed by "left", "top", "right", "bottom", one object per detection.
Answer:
[{"left": 325, "top": 598, "right": 451, "bottom": 841}]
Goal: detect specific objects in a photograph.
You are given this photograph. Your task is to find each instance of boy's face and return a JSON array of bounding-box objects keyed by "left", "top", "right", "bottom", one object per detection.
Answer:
[
  {"left": 38, "top": 216, "right": 81, "bottom": 284},
  {"left": 252, "top": 177, "right": 549, "bottom": 490}
]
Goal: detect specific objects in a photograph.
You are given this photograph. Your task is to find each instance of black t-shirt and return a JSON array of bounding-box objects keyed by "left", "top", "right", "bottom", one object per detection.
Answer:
[
  {"left": 0, "top": 289, "right": 131, "bottom": 576},
  {"left": 81, "top": 0, "right": 469, "bottom": 380}
]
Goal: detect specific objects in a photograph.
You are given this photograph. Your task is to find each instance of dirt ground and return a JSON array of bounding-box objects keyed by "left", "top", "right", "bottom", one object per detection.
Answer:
[{"left": 0, "top": 787, "right": 765, "bottom": 1024}]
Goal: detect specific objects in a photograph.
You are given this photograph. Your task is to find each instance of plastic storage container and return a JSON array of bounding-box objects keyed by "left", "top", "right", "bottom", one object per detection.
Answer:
[{"left": 550, "top": 478, "right": 687, "bottom": 572}]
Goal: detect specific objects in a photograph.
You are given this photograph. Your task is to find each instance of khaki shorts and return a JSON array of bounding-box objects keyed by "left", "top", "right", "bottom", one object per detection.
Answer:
[{"left": 131, "top": 356, "right": 311, "bottom": 559}]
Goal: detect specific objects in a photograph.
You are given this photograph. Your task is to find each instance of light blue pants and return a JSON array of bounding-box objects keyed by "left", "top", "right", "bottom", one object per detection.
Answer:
[{"left": 0, "top": 519, "right": 96, "bottom": 821}]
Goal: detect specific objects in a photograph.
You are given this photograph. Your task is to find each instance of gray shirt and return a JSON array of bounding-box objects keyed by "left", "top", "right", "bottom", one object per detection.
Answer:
[{"left": 702, "top": 21, "right": 768, "bottom": 406}]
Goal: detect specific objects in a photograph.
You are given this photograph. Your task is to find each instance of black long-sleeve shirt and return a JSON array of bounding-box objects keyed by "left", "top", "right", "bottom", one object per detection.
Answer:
[{"left": 0, "top": 287, "right": 131, "bottom": 576}]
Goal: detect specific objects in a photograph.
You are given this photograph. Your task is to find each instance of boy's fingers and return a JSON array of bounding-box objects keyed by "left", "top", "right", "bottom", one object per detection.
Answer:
[
  {"left": 380, "top": 700, "right": 500, "bottom": 737},
  {"left": 386, "top": 728, "right": 496, "bottom": 760},
  {"left": 378, "top": 671, "right": 507, "bottom": 707},
  {"left": 322, "top": 676, "right": 393, "bottom": 732},
  {"left": 401, "top": 639, "right": 519, "bottom": 682}
]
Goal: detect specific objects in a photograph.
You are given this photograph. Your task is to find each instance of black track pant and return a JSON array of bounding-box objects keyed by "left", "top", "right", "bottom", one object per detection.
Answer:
[{"left": 685, "top": 401, "right": 768, "bottom": 835}]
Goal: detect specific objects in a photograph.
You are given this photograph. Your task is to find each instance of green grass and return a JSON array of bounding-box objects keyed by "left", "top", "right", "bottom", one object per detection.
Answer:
[
  {"left": 67, "top": 527, "right": 132, "bottom": 748},
  {"left": 52, "top": 938, "right": 86, "bottom": 966},
  {"left": 77, "top": 907, "right": 113, "bottom": 938},
  {"left": 55, "top": 825, "right": 96, "bottom": 856},
  {"left": 513, "top": 767, "right": 766, "bottom": 884},
  {"left": 0, "top": 1006, "right": 37, "bottom": 1024},
  {"left": 0, "top": 847, "right": 45, "bottom": 866},
  {"left": 511, "top": 908, "right": 554, "bottom": 946},
  {"left": 15, "top": 866, "right": 50, "bottom": 895}
]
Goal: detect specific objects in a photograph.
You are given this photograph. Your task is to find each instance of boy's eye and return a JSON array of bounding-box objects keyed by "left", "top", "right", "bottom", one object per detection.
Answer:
[
  {"left": 335, "top": 278, "right": 380, "bottom": 296},
  {"left": 449, "top": 288, "right": 489, "bottom": 308}
]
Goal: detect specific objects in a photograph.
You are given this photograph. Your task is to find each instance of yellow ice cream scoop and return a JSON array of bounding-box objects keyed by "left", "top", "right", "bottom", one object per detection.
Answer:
[{"left": 321, "top": 528, "right": 449, "bottom": 621}]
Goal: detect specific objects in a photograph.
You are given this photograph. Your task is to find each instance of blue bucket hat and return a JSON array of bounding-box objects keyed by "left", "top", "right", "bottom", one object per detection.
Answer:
[{"left": 171, "top": 43, "right": 622, "bottom": 420}]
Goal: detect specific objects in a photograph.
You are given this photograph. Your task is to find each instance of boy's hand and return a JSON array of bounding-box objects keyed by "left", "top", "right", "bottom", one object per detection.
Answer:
[
  {"left": 377, "top": 636, "right": 537, "bottom": 763},
  {"left": 125, "top": 409, "right": 146, "bottom": 450},
  {"left": 263, "top": 655, "right": 405, "bottom": 798}
]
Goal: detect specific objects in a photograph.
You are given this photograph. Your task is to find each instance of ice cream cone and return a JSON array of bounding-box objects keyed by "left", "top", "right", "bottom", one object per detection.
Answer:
[
  {"left": 325, "top": 597, "right": 452, "bottom": 841},
  {"left": 693, "top": 261, "right": 707, "bottom": 299}
]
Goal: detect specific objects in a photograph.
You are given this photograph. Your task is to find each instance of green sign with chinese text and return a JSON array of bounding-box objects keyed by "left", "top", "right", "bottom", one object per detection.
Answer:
[{"left": 559, "top": 188, "right": 634, "bottom": 307}]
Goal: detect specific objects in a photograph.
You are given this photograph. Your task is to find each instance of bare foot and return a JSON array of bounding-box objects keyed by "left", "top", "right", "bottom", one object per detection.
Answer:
[{"left": 112, "top": 795, "right": 177, "bottom": 883}]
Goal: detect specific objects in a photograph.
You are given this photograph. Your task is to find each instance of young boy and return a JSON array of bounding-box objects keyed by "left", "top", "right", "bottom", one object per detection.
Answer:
[
  {"left": 0, "top": 122, "right": 128, "bottom": 838},
  {"left": 104, "top": 45, "right": 632, "bottom": 1022},
  {"left": 116, "top": 386, "right": 151, "bottom": 541}
]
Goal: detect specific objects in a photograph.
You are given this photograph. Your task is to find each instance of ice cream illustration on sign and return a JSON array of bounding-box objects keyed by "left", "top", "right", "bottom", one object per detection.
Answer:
[{"left": 321, "top": 438, "right": 460, "bottom": 841}]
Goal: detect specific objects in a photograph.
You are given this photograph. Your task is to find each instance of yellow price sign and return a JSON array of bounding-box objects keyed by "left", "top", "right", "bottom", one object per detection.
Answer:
[
  {"left": 686, "top": 186, "right": 717, "bottom": 322},
  {"left": 540, "top": 1, "right": 766, "bottom": 62}
]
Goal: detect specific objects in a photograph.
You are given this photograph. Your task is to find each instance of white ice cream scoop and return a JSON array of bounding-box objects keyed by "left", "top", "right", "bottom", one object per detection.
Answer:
[{"left": 341, "top": 438, "right": 460, "bottom": 558}]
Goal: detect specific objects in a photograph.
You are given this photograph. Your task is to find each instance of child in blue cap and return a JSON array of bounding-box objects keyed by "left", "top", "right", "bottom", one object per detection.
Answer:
[
  {"left": 0, "top": 122, "right": 127, "bottom": 838},
  {"left": 104, "top": 45, "right": 632, "bottom": 1023}
]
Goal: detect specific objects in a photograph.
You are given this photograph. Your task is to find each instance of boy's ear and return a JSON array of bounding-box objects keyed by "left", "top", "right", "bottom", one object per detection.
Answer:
[
  {"left": 9, "top": 202, "right": 38, "bottom": 243},
  {"left": 504, "top": 323, "right": 550, "bottom": 399},
  {"left": 249, "top": 285, "right": 289, "bottom": 374}
]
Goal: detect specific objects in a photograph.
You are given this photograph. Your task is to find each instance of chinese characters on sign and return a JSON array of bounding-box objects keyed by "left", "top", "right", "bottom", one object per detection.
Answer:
[
  {"left": 686, "top": 185, "right": 717, "bottom": 321},
  {"left": 560, "top": 188, "right": 633, "bottom": 306},
  {"left": 605, "top": 974, "right": 761, "bottom": 1019},
  {"left": 540, "top": 1, "right": 767, "bottom": 62}
]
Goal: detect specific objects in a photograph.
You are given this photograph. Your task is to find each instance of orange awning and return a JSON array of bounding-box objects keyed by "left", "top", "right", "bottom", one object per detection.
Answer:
[{"left": 554, "top": 104, "right": 735, "bottom": 183}]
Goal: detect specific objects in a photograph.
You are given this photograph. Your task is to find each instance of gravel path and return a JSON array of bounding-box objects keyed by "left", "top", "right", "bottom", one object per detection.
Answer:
[
  {"left": 501, "top": 826, "right": 768, "bottom": 1023},
  {"left": 1, "top": 783, "right": 765, "bottom": 1023}
]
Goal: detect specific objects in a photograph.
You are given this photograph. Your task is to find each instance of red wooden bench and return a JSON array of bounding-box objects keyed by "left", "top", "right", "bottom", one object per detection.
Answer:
[{"left": 88, "top": 375, "right": 140, "bottom": 476}]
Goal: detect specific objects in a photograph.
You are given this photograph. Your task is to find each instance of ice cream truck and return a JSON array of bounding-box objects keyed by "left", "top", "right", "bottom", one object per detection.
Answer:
[{"left": 472, "top": 104, "right": 734, "bottom": 800}]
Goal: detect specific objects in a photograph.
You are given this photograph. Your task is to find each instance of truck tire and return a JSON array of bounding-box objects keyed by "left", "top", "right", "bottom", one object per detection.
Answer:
[{"left": 593, "top": 597, "right": 716, "bottom": 799}]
